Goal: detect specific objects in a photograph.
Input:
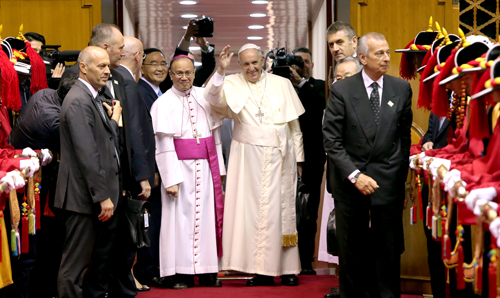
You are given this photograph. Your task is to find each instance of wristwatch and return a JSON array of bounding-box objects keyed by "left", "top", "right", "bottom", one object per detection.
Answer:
[{"left": 350, "top": 172, "right": 361, "bottom": 184}]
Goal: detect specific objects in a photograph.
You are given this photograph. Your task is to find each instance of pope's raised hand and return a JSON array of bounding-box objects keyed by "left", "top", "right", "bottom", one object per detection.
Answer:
[{"left": 217, "top": 45, "right": 234, "bottom": 75}]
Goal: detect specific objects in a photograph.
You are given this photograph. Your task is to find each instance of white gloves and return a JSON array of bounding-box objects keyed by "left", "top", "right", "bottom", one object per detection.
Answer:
[
  {"left": 427, "top": 157, "right": 451, "bottom": 178},
  {"left": 444, "top": 174, "right": 467, "bottom": 198},
  {"left": 409, "top": 153, "right": 424, "bottom": 170},
  {"left": 0, "top": 171, "right": 26, "bottom": 193},
  {"left": 443, "top": 169, "right": 461, "bottom": 185},
  {"left": 21, "top": 147, "right": 37, "bottom": 157},
  {"left": 465, "top": 187, "right": 498, "bottom": 211},
  {"left": 19, "top": 157, "right": 40, "bottom": 178},
  {"left": 474, "top": 200, "right": 498, "bottom": 217},
  {"left": 489, "top": 218, "right": 500, "bottom": 248},
  {"left": 40, "top": 149, "right": 52, "bottom": 166}
]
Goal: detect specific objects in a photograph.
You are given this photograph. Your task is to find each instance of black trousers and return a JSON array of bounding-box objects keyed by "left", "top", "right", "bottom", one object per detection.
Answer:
[
  {"left": 57, "top": 199, "right": 137, "bottom": 298},
  {"left": 297, "top": 168, "right": 323, "bottom": 269},
  {"left": 421, "top": 182, "right": 446, "bottom": 298},
  {"left": 334, "top": 188, "right": 403, "bottom": 298},
  {"left": 134, "top": 186, "right": 162, "bottom": 283}
]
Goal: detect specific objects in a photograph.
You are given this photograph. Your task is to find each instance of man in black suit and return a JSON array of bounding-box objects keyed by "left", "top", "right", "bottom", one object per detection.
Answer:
[
  {"left": 422, "top": 113, "right": 453, "bottom": 151},
  {"left": 135, "top": 47, "right": 167, "bottom": 287},
  {"left": 289, "top": 46, "right": 326, "bottom": 275},
  {"left": 55, "top": 46, "right": 122, "bottom": 298},
  {"left": 114, "top": 36, "right": 156, "bottom": 291},
  {"left": 323, "top": 33, "right": 412, "bottom": 297},
  {"left": 59, "top": 23, "right": 153, "bottom": 297},
  {"left": 138, "top": 48, "right": 167, "bottom": 111}
]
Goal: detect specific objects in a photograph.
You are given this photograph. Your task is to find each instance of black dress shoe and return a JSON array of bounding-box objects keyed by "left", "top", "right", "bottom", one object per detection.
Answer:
[
  {"left": 148, "top": 277, "right": 170, "bottom": 288},
  {"left": 198, "top": 273, "right": 223, "bottom": 287},
  {"left": 173, "top": 274, "right": 192, "bottom": 289},
  {"left": 137, "top": 285, "right": 150, "bottom": 292},
  {"left": 280, "top": 274, "right": 299, "bottom": 286},
  {"left": 324, "top": 287, "right": 340, "bottom": 298},
  {"left": 246, "top": 274, "right": 275, "bottom": 286},
  {"left": 171, "top": 282, "right": 188, "bottom": 290},
  {"left": 299, "top": 268, "right": 317, "bottom": 275}
]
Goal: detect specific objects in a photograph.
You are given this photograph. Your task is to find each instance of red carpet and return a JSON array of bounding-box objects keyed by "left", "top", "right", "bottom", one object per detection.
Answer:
[{"left": 137, "top": 275, "right": 423, "bottom": 298}]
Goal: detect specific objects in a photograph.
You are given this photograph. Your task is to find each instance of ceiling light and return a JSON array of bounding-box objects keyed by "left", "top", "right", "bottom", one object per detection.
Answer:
[
  {"left": 247, "top": 36, "right": 263, "bottom": 40},
  {"left": 180, "top": 1, "right": 197, "bottom": 4},
  {"left": 189, "top": 46, "right": 201, "bottom": 51},
  {"left": 181, "top": 14, "right": 198, "bottom": 18},
  {"left": 252, "top": 0, "right": 269, "bottom": 4},
  {"left": 250, "top": 13, "right": 266, "bottom": 17},
  {"left": 248, "top": 25, "right": 264, "bottom": 29}
]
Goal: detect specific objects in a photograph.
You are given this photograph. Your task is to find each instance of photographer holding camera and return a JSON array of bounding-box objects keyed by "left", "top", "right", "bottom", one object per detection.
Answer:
[
  {"left": 289, "top": 47, "right": 326, "bottom": 275},
  {"left": 25, "top": 32, "right": 70, "bottom": 90},
  {"left": 159, "top": 17, "right": 215, "bottom": 92}
]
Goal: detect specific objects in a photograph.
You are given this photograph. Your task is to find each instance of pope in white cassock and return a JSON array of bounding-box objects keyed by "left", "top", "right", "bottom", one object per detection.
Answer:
[
  {"left": 204, "top": 44, "right": 305, "bottom": 286},
  {"left": 151, "top": 55, "right": 226, "bottom": 289}
]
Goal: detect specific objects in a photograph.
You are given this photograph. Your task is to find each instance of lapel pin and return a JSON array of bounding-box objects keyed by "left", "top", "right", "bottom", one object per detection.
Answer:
[
  {"left": 388, "top": 101, "right": 394, "bottom": 107},
  {"left": 114, "top": 80, "right": 119, "bottom": 85}
]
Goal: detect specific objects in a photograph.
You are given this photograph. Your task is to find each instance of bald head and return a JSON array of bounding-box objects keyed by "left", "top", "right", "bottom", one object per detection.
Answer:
[
  {"left": 78, "top": 46, "right": 111, "bottom": 91},
  {"left": 121, "top": 36, "right": 144, "bottom": 77}
]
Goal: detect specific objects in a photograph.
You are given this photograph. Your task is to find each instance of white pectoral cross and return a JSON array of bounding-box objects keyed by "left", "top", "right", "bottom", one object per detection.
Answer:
[
  {"left": 193, "top": 132, "right": 201, "bottom": 144},
  {"left": 255, "top": 108, "right": 264, "bottom": 124}
]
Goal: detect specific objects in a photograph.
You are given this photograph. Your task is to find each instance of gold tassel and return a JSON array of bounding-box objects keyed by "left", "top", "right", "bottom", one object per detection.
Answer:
[
  {"left": 10, "top": 229, "right": 15, "bottom": 253},
  {"left": 282, "top": 232, "right": 298, "bottom": 247},
  {"left": 28, "top": 211, "right": 34, "bottom": 235},
  {"left": 27, "top": 177, "right": 34, "bottom": 208}
]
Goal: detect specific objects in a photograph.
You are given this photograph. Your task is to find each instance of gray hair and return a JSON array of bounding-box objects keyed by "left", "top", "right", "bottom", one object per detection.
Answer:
[
  {"left": 356, "top": 32, "right": 386, "bottom": 57},
  {"left": 89, "top": 23, "right": 121, "bottom": 47},
  {"left": 326, "top": 21, "right": 356, "bottom": 41},
  {"left": 334, "top": 56, "right": 363, "bottom": 76}
]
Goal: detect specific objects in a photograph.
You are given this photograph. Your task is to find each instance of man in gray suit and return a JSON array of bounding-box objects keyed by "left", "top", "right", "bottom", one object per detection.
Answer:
[
  {"left": 55, "top": 46, "right": 122, "bottom": 298},
  {"left": 323, "top": 33, "right": 412, "bottom": 297}
]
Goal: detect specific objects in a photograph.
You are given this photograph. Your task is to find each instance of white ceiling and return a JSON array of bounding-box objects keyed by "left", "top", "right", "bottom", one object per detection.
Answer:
[{"left": 125, "top": 0, "right": 324, "bottom": 74}]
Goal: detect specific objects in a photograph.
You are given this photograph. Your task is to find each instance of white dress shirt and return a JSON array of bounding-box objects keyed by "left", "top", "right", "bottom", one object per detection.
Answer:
[
  {"left": 361, "top": 69, "right": 384, "bottom": 106},
  {"left": 347, "top": 70, "right": 385, "bottom": 182},
  {"left": 78, "top": 78, "right": 99, "bottom": 99}
]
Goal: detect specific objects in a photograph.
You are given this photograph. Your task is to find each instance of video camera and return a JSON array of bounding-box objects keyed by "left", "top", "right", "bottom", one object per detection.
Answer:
[
  {"left": 40, "top": 45, "right": 80, "bottom": 68},
  {"left": 193, "top": 15, "right": 214, "bottom": 38},
  {"left": 268, "top": 47, "right": 304, "bottom": 79}
]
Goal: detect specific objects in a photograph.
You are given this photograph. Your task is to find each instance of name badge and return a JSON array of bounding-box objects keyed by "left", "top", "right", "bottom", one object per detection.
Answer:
[{"left": 388, "top": 101, "right": 394, "bottom": 107}]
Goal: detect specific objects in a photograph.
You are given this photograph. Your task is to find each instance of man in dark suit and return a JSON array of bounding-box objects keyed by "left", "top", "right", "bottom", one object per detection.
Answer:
[
  {"left": 422, "top": 113, "right": 454, "bottom": 151},
  {"left": 55, "top": 46, "right": 122, "bottom": 298},
  {"left": 59, "top": 23, "right": 153, "bottom": 297},
  {"left": 114, "top": 36, "right": 156, "bottom": 292},
  {"left": 135, "top": 47, "right": 167, "bottom": 287},
  {"left": 323, "top": 32, "right": 412, "bottom": 297},
  {"left": 138, "top": 48, "right": 167, "bottom": 111},
  {"left": 289, "top": 46, "right": 326, "bottom": 275}
]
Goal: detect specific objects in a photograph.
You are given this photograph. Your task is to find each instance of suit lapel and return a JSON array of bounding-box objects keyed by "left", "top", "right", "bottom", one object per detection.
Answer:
[
  {"left": 350, "top": 73, "right": 375, "bottom": 145},
  {"left": 436, "top": 118, "right": 449, "bottom": 139},
  {"left": 75, "top": 80, "right": 112, "bottom": 131},
  {"left": 371, "top": 75, "right": 397, "bottom": 155}
]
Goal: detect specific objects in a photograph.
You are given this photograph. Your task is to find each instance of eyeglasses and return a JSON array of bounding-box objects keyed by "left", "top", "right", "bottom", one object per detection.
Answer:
[
  {"left": 143, "top": 62, "right": 168, "bottom": 68},
  {"left": 171, "top": 71, "right": 193, "bottom": 78}
]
